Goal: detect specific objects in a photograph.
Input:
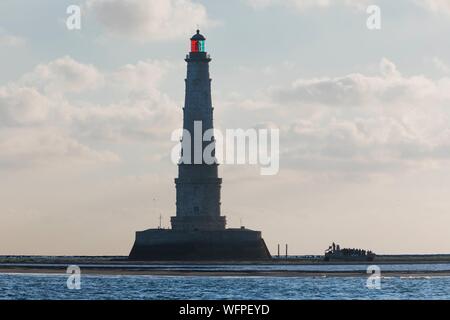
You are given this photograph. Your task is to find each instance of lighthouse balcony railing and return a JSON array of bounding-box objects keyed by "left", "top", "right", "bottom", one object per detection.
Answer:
[{"left": 185, "top": 53, "right": 211, "bottom": 60}]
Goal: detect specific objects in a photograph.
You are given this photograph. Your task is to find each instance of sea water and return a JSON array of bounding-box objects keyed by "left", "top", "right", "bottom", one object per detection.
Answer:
[{"left": 0, "top": 267, "right": 449, "bottom": 300}]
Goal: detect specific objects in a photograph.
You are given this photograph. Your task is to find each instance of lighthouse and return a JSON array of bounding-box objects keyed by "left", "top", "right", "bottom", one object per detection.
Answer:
[
  {"left": 171, "top": 30, "right": 225, "bottom": 232},
  {"left": 129, "top": 30, "right": 270, "bottom": 261}
]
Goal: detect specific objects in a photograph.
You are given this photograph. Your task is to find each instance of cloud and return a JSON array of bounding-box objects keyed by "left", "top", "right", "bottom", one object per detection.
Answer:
[
  {"left": 248, "top": 0, "right": 450, "bottom": 15},
  {"left": 280, "top": 114, "right": 450, "bottom": 175},
  {"left": 0, "top": 128, "right": 119, "bottom": 169},
  {"left": 0, "top": 86, "right": 50, "bottom": 126},
  {"left": 0, "top": 28, "right": 25, "bottom": 47},
  {"left": 219, "top": 58, "right": 450, "bottom": 177},
  {"left": 416, "top": 0, "right": 450, "bottom": 15},
  {"left": 20, "top": 56, "right": 104, "bottom": 93},
  {"left": 86, "top": 0, "right": 214, "bottom": 41},
  {"left": 0, "top": 56, "right": 180, "bottom": 170},
  {"left": 65, "top": 59, "right": 180, "bottom": 142},
  {"left": 247, "top": 0, "right": 369, "bottom": 11},
  {"left": 110, "top": 60, "right": 171, "bottom": 94},
  {"left": 68, "top": 97, "right": 180, "bottom": 143},
  {"left": 270, "top": 58, "right": 449, "bottom": 107},
  {"left": 0, "top": 85, "right": 119, "bottom": 169},
  {"left": 432, "top": 57, "right": 450, "bottom": 74}
]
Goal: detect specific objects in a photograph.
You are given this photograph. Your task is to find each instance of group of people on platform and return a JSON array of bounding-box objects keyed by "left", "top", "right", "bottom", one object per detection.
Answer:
[{"left": 325, "top": 242, "right": 374, "bottom": 257}]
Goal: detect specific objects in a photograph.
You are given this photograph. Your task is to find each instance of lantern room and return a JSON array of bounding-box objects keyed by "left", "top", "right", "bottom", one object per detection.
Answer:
[{"left": 190, "top": 29, "right": 206, "bottom": 53}]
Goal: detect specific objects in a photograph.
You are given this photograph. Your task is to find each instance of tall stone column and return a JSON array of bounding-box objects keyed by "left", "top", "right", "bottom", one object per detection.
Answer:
[{"left": 171, "top": 30, "right": 226, "bottom": 231}]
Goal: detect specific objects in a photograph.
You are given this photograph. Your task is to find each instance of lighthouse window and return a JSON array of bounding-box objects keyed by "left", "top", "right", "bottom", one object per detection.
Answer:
[
  {"left": 191, "top": 40, "right": 198, "bottom": 52},
  {"left": 198, "top": 40, "right": 205, "bottom": 52},
  {"left": 191, "top": 40, "right": 205, "bottom": 53}
]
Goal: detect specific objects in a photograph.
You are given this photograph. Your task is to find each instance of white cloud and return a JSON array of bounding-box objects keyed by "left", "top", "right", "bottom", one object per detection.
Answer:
[
  {"left": 0, "top": 86, "right": 50, "bottom": 126},
  {"left": 0, "top": 56, "right": 180, "bottom": 170},
  {"left": 219, "top": 58, "right": 450, "bottom": 176},
  {"left": 416, "top": 0, "right": 450, "bottom": 15},
  {"left": 247, "top": 0, "right": 369, "bottom": 11},
  {"left": 0, "top": 28, "right": 25, "bottom": 47},
  {"left": 0, "top": 85, "right": 119, "bottom": 168},
  {"left": 68, "top": 97, "right": 180, "bottom": 143},
  {"left": 65, "top": 59, "right": 180, "bottom": 142},
  {"left": 248, "top": 0, "right": 450, "bottom": 15},
  {"left": 379, "top": 58, "right": 401, "bottom": 78},
  {"left": 20, "top": 56, "right": 104, "bottom": 93},
  {"left": 432, "top": 57, "right": 450, "bottom": 74},
  {"left": 270, "top": 58, "right": 450, "bottom": 107},
  {"left": 110, "top": 60, "right": 171, "bottom": 94},
  {"left": 0, "top": 128, "right": 119, "bottom": 169},
  {"left": 86, "top": 0, "right": 214, "bottom": 41}
]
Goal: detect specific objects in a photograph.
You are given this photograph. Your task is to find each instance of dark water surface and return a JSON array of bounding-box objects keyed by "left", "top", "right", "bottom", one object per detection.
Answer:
[{"left": 1, "top": 270, "right": 449, "bottom": 300}]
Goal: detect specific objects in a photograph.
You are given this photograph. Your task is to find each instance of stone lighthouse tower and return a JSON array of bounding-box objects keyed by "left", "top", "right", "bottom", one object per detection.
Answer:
[
  {"left": 129, "top": 30, "right": 270, "bottom": 261},
  {"left": 171, "top": 30, "right": 226, "bottom": 232}
]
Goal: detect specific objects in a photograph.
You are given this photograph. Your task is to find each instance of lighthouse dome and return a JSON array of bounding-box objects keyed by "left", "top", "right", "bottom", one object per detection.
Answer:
[{"left": 190, "top": 29, "right": 206, "bottom": 41}]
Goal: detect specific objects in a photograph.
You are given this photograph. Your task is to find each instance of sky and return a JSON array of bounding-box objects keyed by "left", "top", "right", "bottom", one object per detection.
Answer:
[{"left": 1, "top": 0, "right": 450, "bottom": 255}]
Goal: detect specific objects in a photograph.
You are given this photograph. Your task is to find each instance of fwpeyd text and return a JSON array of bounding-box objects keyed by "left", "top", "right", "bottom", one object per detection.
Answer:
[{"left": 179, "top": 304, "right": 270, "bottom": 317}]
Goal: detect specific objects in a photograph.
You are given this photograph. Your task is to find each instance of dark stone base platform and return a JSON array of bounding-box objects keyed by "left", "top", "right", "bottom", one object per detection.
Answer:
[{"left": 128, "top": 228, "right": 271, "bottom": 261}]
